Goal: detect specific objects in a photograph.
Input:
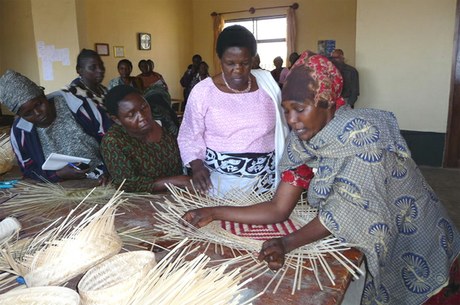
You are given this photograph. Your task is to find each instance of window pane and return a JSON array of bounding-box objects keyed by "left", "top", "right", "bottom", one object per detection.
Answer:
[
  {"left": 224, "top": 17, "right": 287, "bottom": 70},
  {"left": 257, "top": 42, "right": 287, "bottom": 71},
  {"left": 256, "top": 18, "right": 286, "bottom": 40}
]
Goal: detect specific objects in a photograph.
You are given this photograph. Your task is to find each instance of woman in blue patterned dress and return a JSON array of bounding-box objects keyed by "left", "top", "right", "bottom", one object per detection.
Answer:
[{"left": 183, "top": 50, "right": 460, "bottom": 304}]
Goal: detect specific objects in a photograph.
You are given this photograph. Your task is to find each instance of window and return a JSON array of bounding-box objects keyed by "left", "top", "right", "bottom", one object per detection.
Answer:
[{"left": 225, "top": 16, "right": 287, "bottom": 71}]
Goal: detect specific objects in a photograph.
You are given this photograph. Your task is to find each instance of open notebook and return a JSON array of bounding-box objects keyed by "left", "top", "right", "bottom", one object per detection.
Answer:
[{"left": 41, "top": 153, "right": 90, "bottom": 171}]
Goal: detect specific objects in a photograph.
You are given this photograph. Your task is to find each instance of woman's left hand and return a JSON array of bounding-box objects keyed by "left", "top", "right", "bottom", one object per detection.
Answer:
[{"left": 258, "top": 238, "right": 287, "bottom": 270}]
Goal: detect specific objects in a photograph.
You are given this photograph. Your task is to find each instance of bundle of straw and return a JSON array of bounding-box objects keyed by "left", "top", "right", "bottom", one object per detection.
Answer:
[
  {"left": 152, "top": 184, "right": 364, "bottom": 294},
  {"left": 78, "top": 250, "right": 156, "bottom": 304},
  {"left": 0, "top": 188, "right": 123, "bottom": 287},
  {"left": 0, "top": 134, "right": 15, "bottom": 175},
  {"left": 126, "top": 239, "right": 254, "bottom": 305},
  {"left": 0, "top": 180, "right": 156, "bottom": 222},
  {"left": 0, "top": 286, "right": 80, "bottom": 304}
]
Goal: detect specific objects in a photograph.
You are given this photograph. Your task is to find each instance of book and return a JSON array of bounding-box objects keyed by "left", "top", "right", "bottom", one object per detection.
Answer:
[{"left": 41, "top": 153, "right": 90, "bottom": 171}]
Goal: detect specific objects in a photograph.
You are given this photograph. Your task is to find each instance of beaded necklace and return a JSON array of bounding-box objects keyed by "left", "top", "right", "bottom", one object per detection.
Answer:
[
  {"left": 79, "top": 78, "right": 103, "bottom": 97},
  {"left": 221, "top": 73, "right": 252, "bottom": 94}
]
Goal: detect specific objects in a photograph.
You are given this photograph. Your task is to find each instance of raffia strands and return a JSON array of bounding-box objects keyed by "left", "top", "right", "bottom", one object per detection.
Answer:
[
  {"left": 0, "top": 187, "right": 124, "bottom": 288},
  {"left": 126, "top": 239, "right": 254, "bottom": 305},
  {"left": 0, "top": 286, "right": 80, "bottom": 304},
  {"left": 78, "top": 250, "right": 156, "bottom": 304},
  {"left": 0, "top": 180, "right": 158, "bottom": 222},
  {"left": 0, "top": 134, "right": 15, "bottom": 175},
  {"left": 117, "top": 225, "right": 158, "bottom": 251},
  {"left": 151, "top": 184, "right": 363, "bottom": 294}
]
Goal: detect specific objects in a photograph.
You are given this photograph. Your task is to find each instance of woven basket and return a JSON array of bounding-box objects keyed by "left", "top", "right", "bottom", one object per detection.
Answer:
[
  {"left": 78, "top": 250, "right": 156, "bottom": 304},
  {"left": 0, "top": 286, "right": 80, "bottom": 304},
  {"left": 0, "top": 134, "right": 15, "bottom": 174},
  {"left": 0, "top": 217, "right": 21, "bottom": 244},
  {"left": 23, "top": 229, "right": 122, "bottom": 287}
]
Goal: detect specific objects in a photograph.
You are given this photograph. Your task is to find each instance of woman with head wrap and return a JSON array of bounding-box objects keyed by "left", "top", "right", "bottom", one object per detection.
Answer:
[
  {"left": 178, "top": 25, "right": 288, "bottom": 197},
  {"left": 101, "top": 85, "right": 191, "bottom": 193},
  {"left": 0, "top": 70, "right": 111, "bottom": 182},
  {"left": 183, "top": 51, "right": 460, "bottom": 304}
]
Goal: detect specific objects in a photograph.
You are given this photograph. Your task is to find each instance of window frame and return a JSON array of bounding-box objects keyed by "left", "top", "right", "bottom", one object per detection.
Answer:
[{"left": 225, "top": 15, "right": 288, "bottom": 70}]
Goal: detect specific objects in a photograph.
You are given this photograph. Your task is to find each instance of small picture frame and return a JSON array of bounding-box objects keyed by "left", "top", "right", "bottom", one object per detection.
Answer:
[
  {"left": 138, "top": 33, "right": 151, "bottom": 50},
  {"left": 95, "top": 43, "right": 109, "bottom": 56},
  {"left": 113, "top": 46, "right": 124, "bottom": 58}
]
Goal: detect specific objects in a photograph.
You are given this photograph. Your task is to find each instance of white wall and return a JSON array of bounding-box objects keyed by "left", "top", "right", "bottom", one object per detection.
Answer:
[{"left": 356, "top": 0, "right": 456, "bottom": 132}]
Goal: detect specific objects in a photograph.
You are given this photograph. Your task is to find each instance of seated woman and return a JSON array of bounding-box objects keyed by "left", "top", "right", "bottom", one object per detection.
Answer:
[
  {"left": 0, "top": 70, "right": 111, "bottom": 182},
  {"left": 101, "top": 85, "right": 191, "bottom": 193},
  {"left": 178, "top": 25, "right": 288, "bottom": 197},
  {"left": 183, "top": 51, "right": 460, "bottom": 304},
  {"left": 137, "top": 59, "right": 168, "bottom": 91},
  {"left": 143, "top": 85, "right": 179, "bottom": 137},
  {"left": 63, "top": 49, "right": 108, "bottom": 109},
  {"left": 108, "top": 59, "right": 143, "bottom": 90}
]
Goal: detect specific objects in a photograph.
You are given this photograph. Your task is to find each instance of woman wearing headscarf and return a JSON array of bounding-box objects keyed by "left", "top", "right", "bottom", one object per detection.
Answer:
[
  {"left": 0, "top": 70, "right": 111, "bottom": 182},
  {"left": 183, "top": 51, "right": 460, "bottom": 304},
  {"left": 178, "top": 25, "right": 288, "bottom": 197}
]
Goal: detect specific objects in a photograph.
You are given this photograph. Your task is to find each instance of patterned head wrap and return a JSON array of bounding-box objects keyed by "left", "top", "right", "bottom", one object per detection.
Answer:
[
  {"left": 282, "top": 50, "right": 345, "bottom": 108},
  {"left": 0, "top": 70, "right": 44, "bottom": 114}
]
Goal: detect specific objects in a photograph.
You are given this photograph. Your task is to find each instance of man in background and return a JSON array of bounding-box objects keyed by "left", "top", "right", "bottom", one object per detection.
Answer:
[
  {"left": 331, "top": 49, "right": 360, "bottom": 108},
  {"left": 180, "top": 54, "right": 202, "bottom": 105},
  {"left": 270, "top": 56, "right": 284, "bottom": 87}
]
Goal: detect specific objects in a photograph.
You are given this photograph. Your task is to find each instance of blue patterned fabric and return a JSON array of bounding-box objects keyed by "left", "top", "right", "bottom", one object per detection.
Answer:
[{"left": 279, "top": 107, "right": 460, "bottom": 304}]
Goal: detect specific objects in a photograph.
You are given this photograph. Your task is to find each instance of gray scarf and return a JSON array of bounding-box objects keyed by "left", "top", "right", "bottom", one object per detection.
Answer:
[{"left": 0, "top": 70, "right": 44, "bottom": 113}]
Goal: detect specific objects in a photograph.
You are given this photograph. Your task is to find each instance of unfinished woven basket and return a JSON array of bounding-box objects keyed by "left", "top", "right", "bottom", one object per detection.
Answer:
[
  {"left": 78, "top": 250, "right": 156, "bottom": 304},
  {"left": 1, "top": 190, "right": 124, "bottom": 287},
  {"left": 0, "top": 134, "right": 15, "bottom": 174},
  {"left": 151, "top": 184, "right": 363, "bottom": 294},
  {"left": 0, "top": 286, "right": 80, "bottom": 304},
  {"left": 126, "top": 239, "right": 251, "bottom": 305}
]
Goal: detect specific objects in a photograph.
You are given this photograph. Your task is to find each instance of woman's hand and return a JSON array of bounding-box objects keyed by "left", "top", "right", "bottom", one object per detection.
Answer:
[
  {"left": 258, "top": 238, "right": 287, "bottom": 270},
  {"left": 182, "top": 208, "right": 214, "bottom": 228},
  {"left": 56, "top": 164, "right": 90, "bottom": 180},
  {"left": 174, "top": 175, "right": 193, "bottom": 189},
  {"left": 189, "top": 159, "right": 212, "bottom": 193}
]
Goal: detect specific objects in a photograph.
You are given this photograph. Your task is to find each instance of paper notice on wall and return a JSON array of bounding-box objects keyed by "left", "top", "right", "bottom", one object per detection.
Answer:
[
  {"left": 36, "top": 41, "right": 71, "bottom": 81},
  {"left": 42, "top": 61, "right": 54, "bottom": 81},
  {"left": 56, "top": 48, "right": 70, "bottom": 65},
  {"left": 37, "top": 41, "right": 45, "bottom": 58}
]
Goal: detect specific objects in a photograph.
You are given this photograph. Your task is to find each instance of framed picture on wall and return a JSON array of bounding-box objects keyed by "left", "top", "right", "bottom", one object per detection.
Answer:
[
  {"left": 113, "top": 46, "right": 124, "bottom": 58},
  {"left": 138, "top": 33, "right": 151, "bottom": 50},
  {"left": 95, "top": 43, "right": 109, "bottom": 56}
]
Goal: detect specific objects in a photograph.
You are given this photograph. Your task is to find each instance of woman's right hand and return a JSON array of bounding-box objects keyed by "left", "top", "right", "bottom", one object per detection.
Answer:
[
  {"left": 56, "top": 164, "right": 90, "bottom": 180},
  {"left": 182, "top": 207, "right": 214, "bottom": 228},
  {"left": 173, "top": 175, "right": 193, "bottom": 189},
  {"left": 189, "top": 159, "right": 212, "bottom": 193}
]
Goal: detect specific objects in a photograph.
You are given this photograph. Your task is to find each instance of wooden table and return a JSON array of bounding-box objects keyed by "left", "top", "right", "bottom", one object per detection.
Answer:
[{"left": 0, "top": 169, "right": 363, "bottom": 305}]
